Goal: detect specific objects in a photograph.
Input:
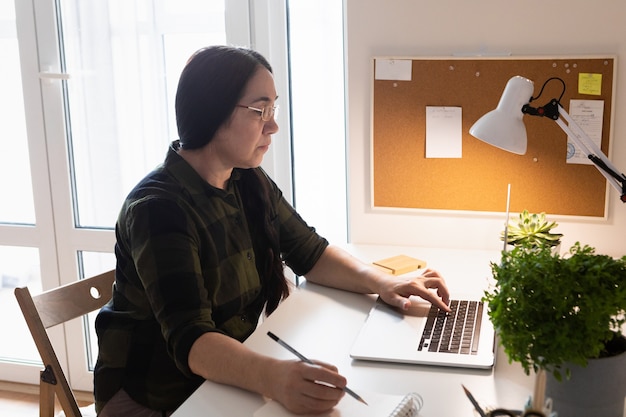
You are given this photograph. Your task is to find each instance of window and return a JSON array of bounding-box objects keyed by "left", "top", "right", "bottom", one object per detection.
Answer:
[
  {"left": 1, "top": 0, "right": 257, "bottom": 390},
  {"left": 1, "top": 0, "right": 346, "bottom": 391}
]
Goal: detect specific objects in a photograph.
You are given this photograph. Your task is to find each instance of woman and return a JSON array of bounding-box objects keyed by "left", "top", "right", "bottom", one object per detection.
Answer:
[{"left": 94, "top": 45, "right": 450, "bottom": 416}]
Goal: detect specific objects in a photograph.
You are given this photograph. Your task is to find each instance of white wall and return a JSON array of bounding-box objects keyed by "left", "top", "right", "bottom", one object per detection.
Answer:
[{"left": 345, "top": 0, "right": 626, "bottom": 257}]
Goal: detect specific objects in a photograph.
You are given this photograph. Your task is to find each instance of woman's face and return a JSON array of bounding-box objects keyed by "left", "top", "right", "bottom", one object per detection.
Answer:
[{"left": 210, "top": 67, "right": 279, "bottom": 170}]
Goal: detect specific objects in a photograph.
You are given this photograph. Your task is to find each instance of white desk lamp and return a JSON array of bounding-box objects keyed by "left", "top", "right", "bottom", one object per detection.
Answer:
[{"left": 470, "top": 75, "right": 626, "bottom": 203}]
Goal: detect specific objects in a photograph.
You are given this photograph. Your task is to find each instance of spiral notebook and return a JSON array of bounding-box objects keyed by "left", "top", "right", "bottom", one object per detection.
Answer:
[{"left": 253, "top": 391, "right": 423, "bottom": 417}]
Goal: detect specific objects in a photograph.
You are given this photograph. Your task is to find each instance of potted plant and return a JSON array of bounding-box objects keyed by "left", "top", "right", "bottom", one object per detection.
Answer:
[
  {"left": 501, "top": 210, "right": 563, "bottom": 248},
  {"left": 484, "top": 241, "right": 626, "bottom": 416}
]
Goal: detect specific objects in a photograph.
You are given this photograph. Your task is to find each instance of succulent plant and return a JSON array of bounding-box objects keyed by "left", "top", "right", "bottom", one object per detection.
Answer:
[{"left": 502, "top": 210, "right": 563, "bottom": 248}]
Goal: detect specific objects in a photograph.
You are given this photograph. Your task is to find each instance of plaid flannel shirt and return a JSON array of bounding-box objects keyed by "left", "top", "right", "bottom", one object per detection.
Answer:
[{"left": 94, "top": 142, "right": 328, "bottom": 412}]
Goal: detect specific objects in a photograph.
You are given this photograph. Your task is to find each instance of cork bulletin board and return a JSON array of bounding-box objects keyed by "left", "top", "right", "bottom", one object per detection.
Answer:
[{"left": 371, "top": 56, "right": 616, "bottom": 217}]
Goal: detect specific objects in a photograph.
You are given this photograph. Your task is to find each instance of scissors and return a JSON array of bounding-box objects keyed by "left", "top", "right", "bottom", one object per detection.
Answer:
[{"left": 462, "top": 385, "right": 553, "bottom": 417}]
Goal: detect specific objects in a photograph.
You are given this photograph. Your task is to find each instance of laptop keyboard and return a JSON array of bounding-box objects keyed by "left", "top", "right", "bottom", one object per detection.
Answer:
[{"left": 418, "top": 300, "right": 484, "bottom": 355}]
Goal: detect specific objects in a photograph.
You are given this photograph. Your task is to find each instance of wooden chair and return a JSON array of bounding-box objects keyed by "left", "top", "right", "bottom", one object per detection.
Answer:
[{"left": 14, "top": 270, "right": 115, "bottom": 417}]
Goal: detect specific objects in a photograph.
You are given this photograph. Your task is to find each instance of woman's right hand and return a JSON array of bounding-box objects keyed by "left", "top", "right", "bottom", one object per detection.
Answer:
[{"left": 268, "top": 359, "right": 347, "bottom": 414}]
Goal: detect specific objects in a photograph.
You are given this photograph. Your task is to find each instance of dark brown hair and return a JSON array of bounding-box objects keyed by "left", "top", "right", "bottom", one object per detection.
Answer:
[
  {"left": 175, "top": 45, "right": 272, "bottom": 150},
  {"left": 238, "top": 169, "right": 289, "bottom": 315}
]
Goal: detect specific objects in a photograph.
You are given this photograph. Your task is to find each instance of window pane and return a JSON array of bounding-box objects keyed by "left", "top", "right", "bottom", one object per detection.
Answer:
[
  {"left": 0, "top": 3, "right": 35, "bottom": 225},
  {"left": 57, "top": 0, "right": 226, "bottom": 228},
  {"left": 0, "top": 246, "right": 41, "bottom": 363},
  {"left": 288, "top": 1, "right": 347, "bottom": 243}
]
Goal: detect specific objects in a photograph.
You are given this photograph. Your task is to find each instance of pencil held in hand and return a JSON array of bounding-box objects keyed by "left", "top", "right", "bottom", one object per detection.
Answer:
[{"left": 267, "top": 331, "right": 368, "bottom": 405}]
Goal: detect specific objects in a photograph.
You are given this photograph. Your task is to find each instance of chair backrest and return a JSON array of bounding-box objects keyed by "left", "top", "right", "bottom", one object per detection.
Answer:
[{"left": 14, "top": 269, "right": 115, "bottom": 417}]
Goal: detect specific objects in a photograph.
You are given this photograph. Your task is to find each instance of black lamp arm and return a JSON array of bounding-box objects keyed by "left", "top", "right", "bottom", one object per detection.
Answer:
[
  {"left": 588, "top": 155, "right": 626, "bottom": 203},
  {"left": 521, "top": 92, "right": 626, "bottom": 203},
  {"left": 522, "top": 77, "right": 626, "bottom": 203}
]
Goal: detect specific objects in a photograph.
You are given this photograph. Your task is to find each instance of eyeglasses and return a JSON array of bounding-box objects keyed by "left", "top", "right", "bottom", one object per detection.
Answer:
[{"left": 235, "top": 104, "right": 279, "bottom": 121}]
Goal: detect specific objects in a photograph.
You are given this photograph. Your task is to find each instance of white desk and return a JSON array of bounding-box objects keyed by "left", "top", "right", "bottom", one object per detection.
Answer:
[{"left": 172, "top": 245, "right": 534, "bottom": 416}]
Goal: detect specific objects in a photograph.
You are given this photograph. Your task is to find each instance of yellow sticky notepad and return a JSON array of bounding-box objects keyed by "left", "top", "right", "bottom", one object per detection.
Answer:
[
  {"left": 578, "top": 73, "right": 602, "bottom": 95},
  {"left": 372, "top": 255, "right": 426, "bottom": 275}
]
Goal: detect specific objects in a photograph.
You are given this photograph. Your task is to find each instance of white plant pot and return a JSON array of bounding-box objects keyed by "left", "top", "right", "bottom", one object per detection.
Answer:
[{"left": 545, "top": 347, "right": 626, "bottom": 417}]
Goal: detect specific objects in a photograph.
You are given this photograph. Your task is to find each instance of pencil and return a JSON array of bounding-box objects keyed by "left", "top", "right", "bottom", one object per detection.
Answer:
[
  {"left": 462, "top": 384, "right": 487, "bottom": 417},
  {"left": 267, "top": 331, "right": 368, "bottom": 405}
]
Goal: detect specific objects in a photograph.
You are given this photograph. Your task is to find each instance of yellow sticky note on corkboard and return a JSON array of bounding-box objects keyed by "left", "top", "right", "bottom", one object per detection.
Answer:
[
  {"left": 578, "top": 73, "right": 602, "bottom": 95},
  {"left": 372, "top": 255, "right": 426, "bottom": 275}
]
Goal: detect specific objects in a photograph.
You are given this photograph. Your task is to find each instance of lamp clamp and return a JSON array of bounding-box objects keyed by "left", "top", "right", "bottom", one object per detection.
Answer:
[
  {"left": 522, "top": 99, "right": 560, "bottom": 120},
  {"left": 521, "top": 77, "right": 565, "bottom": 121}
]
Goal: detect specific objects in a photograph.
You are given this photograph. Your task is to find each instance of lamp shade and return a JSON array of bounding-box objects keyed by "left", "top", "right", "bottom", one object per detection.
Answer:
[{"left": 469, "top": 76, "right": 535, "bottom": 155}]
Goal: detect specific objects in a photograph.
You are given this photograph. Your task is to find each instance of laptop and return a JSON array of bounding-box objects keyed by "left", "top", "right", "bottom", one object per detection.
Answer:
[
  {"left": 349, "top": 295, "right": 496, "bottom": 369},
  {"left": 350, "top": 185, "right": 509, "bottom": 369}
]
